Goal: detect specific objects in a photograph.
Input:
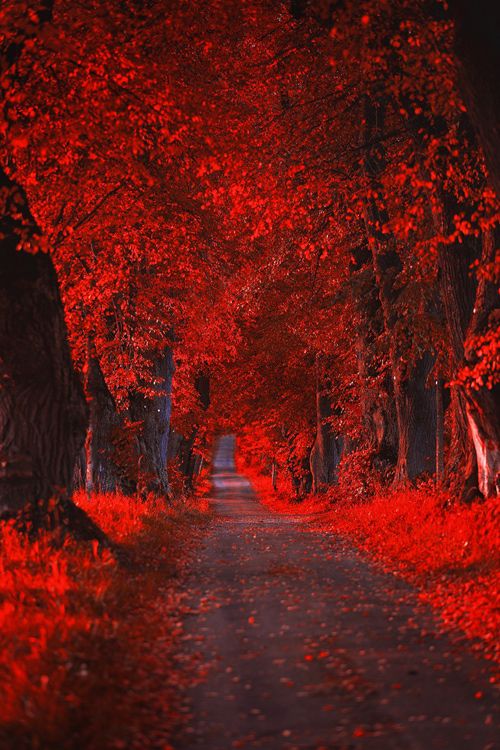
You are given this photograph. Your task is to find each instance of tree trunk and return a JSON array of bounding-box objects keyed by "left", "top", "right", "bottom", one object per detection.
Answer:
[
  {"left": 175, "top": 372, "right": 210, "bottom": 492},
  {"left": 167, "top": 426, "right": 200, "bottom": 492},
  {"left": 438, "top": 230, "right": 480, "bottom": 497},
  {"left": 401, "top": 93, "right": 481, "bottom": 495},
  {"left": 286, "top": 434, "right": 313, "bottom": 500},
  {"left": 178, "top": 430, "right": 197, "bottom": 489},
  {"left": 167, "top": 428, "right": 183, "bottom": 462},
  {"left": 462, "top": 229, "right": 500, "bottom": 497},
  {"left": 361, "top": 97, "right": 437, "bottom": 482},
  {"left": 466, "top": 400, "right": 500, "bottom": 498},
  {"left": 191, "top": 453, "right": 204, "bottom": 480},
  {"left": 309, "top": 356, "right": 343, "bottom": 492},
  {"left": 433, "top": 223, "right": 497, "bottom": 500},
  {"left": 83, "top": 338, "right": 122, "bottom": 494},
  {"left": 0, "top": 169, "right": 97, "bottom": 537},
  {"left": 0, "top": 2, "right": 110, "bottom": 542},
  {"left": 435, "top": 379, "right": 444, "bottom": 486},
  {"left": 0, "top": 241, "right": 88, "bottom": 518},
  {"left": 299, "top": 454, "right": 313, "bottom": 497},
  {"left": 448, "top": 0, "right": 500, "bottom": 197},
  {"left": 129, "top": 349, "right": 175, "bottom": 497},
  {"left": 391, "top": 353, "right": 437, "bottom": 482},
  {"left": 271, "top": 459, "right": 278, "bottom": 491},
  {"left": 349, "top": 243, "right": 398, "bottom": 467}
]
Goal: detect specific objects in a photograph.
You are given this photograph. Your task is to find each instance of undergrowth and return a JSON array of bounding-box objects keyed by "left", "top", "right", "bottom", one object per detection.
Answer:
[{"left": 0, "top": 491, "right": 210, "bottom": 750}]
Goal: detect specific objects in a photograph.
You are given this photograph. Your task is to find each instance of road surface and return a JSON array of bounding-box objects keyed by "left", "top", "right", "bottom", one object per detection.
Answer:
[{"left": 176, "top": 436, "right": 498, "bottom": 750}]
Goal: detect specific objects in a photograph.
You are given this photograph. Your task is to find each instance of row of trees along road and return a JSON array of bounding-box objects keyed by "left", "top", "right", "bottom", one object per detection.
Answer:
[{"left": 0, "top": 0, "right": 498, "bottom": 536}]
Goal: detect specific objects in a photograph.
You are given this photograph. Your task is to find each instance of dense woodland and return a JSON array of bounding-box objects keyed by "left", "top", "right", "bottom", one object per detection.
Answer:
[
  {"left": 0, "top": 2, "right": 499, "bottom": 745},
  {"left": 0, "top": 0, "right": 499, "bottom": 531}
]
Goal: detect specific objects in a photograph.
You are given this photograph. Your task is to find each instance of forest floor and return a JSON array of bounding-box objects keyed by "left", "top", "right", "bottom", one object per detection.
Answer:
[
  {"left": 0, "top": 491, "right": 211, "bottom": 750},
  {"left": 1, "top": 444, "right": 498, "bottom": 749},
  {"left": 175, "top": 436, "right": 499, "bottom": 750}
]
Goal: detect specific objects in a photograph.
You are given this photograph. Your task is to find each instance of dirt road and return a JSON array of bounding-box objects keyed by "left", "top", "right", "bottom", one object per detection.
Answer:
[{"left": 176, "top": 436, "right": 498, "bottom": 750}]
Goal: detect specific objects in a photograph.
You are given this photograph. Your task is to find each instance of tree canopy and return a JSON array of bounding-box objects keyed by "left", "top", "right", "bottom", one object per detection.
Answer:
[{"left": 0, "top": 0, "right": 498, "bottom": 522}]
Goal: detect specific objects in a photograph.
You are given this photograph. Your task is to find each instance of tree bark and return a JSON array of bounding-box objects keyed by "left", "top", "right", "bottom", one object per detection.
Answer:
[
  {"left": 0, "top": 2, "right": 109, "bottom": 541},
  {"left": 129, "top": 349, "right": 175, "bottom": 497},
  {"left": 400, "top": 89, "right": 483, "bottom": 495},
  {"left": 438, "top": 230, "right": 480, "bottom": 497},
  {"left": 361, "top": 97, "right": 437, "bottom": 482},
  {"left": 349, "top": 243, "right": 398, "bottom": 466},
  {"left": 177, "top": 430, "right": 197, "bottom": 489},
  {"left": 448, "top": 0, "right": 500, "bottom": 197},
  {"left": 462, "top": 229, "right": 500, "bottom": 497},
  {"left": 0, "top": 170, "right": 90, "bottom": 528},
  {"left": 83, "top": 338, "right": 122, "bottom": 494},
  {"left": 391, "top": 352, "right": 437, "bottom": 482},
  {"left": 435, "top": 379, "right": 444, "bottom": 486},
  {"left": 309, "top": 356, "right": 343, "bottom": 492},
  {"left": 286, "top": 433, "right": 313, "bottom": 500},
  {"left": 271, "top": 459, "right": 278, "bottom": 491}
]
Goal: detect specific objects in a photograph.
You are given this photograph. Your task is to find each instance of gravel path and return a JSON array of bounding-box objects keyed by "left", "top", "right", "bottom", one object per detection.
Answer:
[{"left": 176, "top": 436, "right": 498, "bottom": 750}]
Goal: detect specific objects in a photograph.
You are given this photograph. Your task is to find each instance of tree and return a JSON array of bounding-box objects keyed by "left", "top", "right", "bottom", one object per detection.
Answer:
[
  {"left": 448, "top": 0, "right": 500, "bottom": 196},
  {"left": 0, "top": 1, "right": 98, "bottom": 534},
  {"left": 2, "top": 0, "right": 498, "bottom": 522}
]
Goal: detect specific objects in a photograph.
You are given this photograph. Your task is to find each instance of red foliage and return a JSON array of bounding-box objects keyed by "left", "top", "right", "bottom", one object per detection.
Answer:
[
  {"left": 0, "top": 492, "right": 206, "bottom": 745},
  {"left": 2, "top": 0, "right": 498, "bottom": 477},
  {"left": 0, "top": 0, "right": 499, "bottom": 738}
]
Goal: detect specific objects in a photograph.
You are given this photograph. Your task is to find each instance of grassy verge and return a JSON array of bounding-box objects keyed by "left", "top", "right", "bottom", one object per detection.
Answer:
[
  {"left": 239, "top": 460, "right": 500, "bottom": 680},
  {"left": 0, "top": 491, "right": 211, "bottom": 750}
]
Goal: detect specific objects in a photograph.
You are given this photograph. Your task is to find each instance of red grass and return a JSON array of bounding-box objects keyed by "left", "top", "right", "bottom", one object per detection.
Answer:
[{"left": 0, "top": 491, "right": 208, "bottom": 748}]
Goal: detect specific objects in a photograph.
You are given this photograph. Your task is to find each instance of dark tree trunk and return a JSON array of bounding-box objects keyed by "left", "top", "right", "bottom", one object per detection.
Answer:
[
  {"left": 350, "top": 243, "right": 398, "bottom": 467},
  {"left": 309, "top": 356, "right": 343, "bottom": 491},
  {"left": 399, "top": 93, "right": 486, "bottom": 498},
  {"left": 0, "top": 170, "right": 99, "bottom": 538},
  {"left": 466, "top": 391, "right": 500, "bottom": 498},
  {"left": 1, "top": 2, "right": 90, "bottom": 522},
  {"left": 400, "top": 90, "right": 482, "bottom": 495},
  {"left": 181, "top": 436, "right": 206, "bottom": 486},
  {"left": 83, "top": 339, "right": 122, "bottom": 494},
  {"left": 392, "top": 353, "right": 438, "bottom": 482},
  {"left": 0, "top": 241, "right": 88, "bottom": 518},
  {"left": 271, "top": 459, "right": 278, "bottom": 491},
  {"left": 438, "top": 232, "right": 479, "bottom": 496},
  {"left": 129, "top": 349, "right": 175, "bottom": 497},
  {"left": 0, "top": 1, "right": 108, "bottom": 541},
  {"left": 299, "top": 455, "right": 313, "bottom": 497},
  {"left": 178, "top": 430, "right": 197, "bottom": 488},
  {"left": 448, "top": 0, "right": 500, "bottom": 197},
  {"left": 361, "top": 98, "right": 437, "bottom": 482},
  {"left": 168, "top": 426, "right": 201, "bottom": 491},
  {"left": 289, "top": 454, "right": 313, "bottom": 499},
  {"left": 435, "top": 379, "right": 444, "bottom": 486},
  {"left": 462, "top": 229, "right": 500, "bottom": 497},
  {"left": 435, "top": 220, "right": 498, "bottom": 499},
  {"left": 286, "top": 434, "right": 313, "bottom": 500},
  {"left": 167, "top": 428, "right": 183, "bottom": 462}
]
